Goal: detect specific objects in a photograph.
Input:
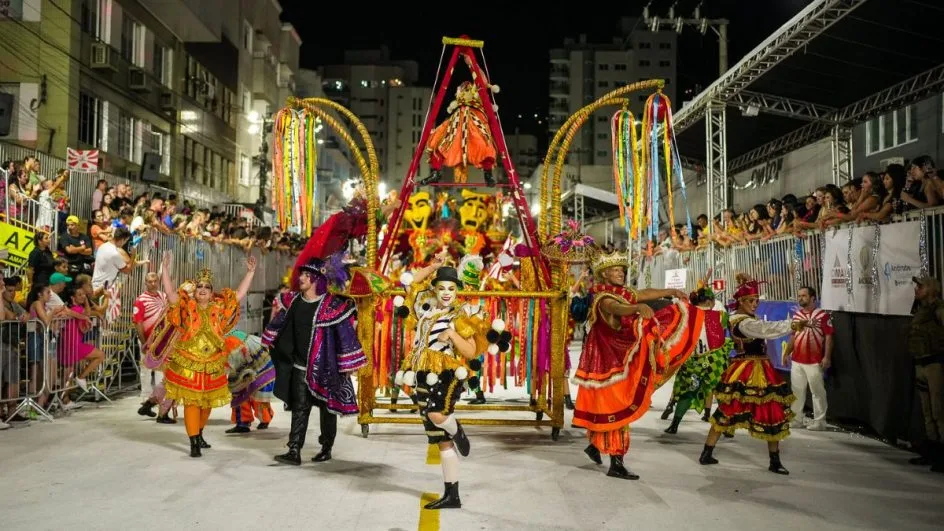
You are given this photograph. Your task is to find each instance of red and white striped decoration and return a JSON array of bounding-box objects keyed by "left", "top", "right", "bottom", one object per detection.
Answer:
[{"left": 66, "top": 148, "right": 99, "bottom": 172}]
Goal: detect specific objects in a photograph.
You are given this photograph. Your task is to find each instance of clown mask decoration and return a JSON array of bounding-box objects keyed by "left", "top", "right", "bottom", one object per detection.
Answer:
[
  {"left": 459, "top": 190, "right": 489, "bottom": 230},
  {"left": 405, "top": 192, "right": 433, "bottom": 230}
]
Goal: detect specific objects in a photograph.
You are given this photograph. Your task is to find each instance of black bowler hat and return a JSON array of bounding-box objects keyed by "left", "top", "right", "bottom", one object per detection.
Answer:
[{"left": 432, "top": 267, "right": 463, "bottom": 289}]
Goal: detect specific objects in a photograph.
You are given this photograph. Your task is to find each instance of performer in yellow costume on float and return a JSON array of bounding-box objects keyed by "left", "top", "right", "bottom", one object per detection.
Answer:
[{"left": 151, "top": 251, "right": 258, "bottom": 458}]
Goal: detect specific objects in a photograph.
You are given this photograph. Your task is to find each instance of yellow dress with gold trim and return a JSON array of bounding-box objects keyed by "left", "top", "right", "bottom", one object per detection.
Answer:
[{"left": 162, "top": 289, "right": 241, "bottom": 408}]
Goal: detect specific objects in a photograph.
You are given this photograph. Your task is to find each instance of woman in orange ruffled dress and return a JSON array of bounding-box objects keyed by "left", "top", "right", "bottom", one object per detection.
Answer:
[{"left": 150, "top": 251, "right": 257, "bottom": 457}]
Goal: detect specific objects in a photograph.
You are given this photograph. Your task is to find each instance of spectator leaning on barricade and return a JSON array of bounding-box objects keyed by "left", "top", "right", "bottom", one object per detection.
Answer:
[
  {"left": 783, "top": 286, "right": 832, "bottom": 431},
  {"left": 908, "top": 275, "right": 944, "bottom": 473},
  {"left": 902, "top": 156, "right": 941, "bottom": 211},
  {"left": 91, "top": 227, "right": 135, "bottom": 294},
  {"left": 27, "top": 231, "right": 56, "bottom": 287},
  {"left": 91, "top": 179, "right": 107, "bottom": 211}
]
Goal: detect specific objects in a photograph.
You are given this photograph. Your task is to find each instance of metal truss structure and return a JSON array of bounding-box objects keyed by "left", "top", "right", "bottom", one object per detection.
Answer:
[
  {"left": 704, "top": 102, "right": 728, "bottom": 280},
  {"left": 727, "top": 91, "right": 837, "bottom": 122},
  {"left": 728, "top": 63, "right": 944, "bottom": 174},
  {"left": 831, "top": 125, "right": 853, "bottom": 185},
  {"left": 674, "top": 0, "right": 865, "bottom": 133}
]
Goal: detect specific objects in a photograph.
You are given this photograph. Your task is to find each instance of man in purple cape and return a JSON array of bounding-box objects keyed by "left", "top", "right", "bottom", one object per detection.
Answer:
[{"left": 262, "top": 254, "right": 367, "bottom": 465}]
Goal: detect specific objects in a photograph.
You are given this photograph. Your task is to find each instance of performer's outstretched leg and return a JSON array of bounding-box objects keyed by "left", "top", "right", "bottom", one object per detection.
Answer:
[
  {"left": 665, "top": 397, "right": 693, "bottom": 434},
  {"left": 197, "top": 408, "right": 212, "bottom": 449}
]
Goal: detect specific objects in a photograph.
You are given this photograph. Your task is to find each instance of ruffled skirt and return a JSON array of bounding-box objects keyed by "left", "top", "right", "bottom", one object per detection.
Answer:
[{"left": 710, "top": 355, "right": 795, "bottom": 441}]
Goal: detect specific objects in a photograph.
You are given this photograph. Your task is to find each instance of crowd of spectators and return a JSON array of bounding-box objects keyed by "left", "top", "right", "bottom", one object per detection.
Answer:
[{"left": 652, "top": 155, "right": 941, "bottom": 254}]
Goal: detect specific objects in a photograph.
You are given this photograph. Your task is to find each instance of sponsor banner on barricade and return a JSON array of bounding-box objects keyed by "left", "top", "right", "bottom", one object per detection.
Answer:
[
  {"left": 0, "top": 220, "right": 36, "bottom": 269},
  {"left": 820, "top": 221, "right": 920, "bottom": 316},
  {"left": 755, "top": 300, "right": 796, "bottom": 372}
]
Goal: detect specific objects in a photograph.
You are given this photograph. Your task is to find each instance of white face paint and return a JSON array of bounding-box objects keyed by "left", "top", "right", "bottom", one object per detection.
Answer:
[{"left": 434, "top": 281, "right": 458, "bottom": 308}]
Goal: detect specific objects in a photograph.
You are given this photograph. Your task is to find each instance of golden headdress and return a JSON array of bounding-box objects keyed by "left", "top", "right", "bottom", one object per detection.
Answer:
[
  {"left": 591, "top": 249, "right": 629, "bottom": 279},
  {"left": 195, "top": 267, "right": 214, "bottom": 286}
]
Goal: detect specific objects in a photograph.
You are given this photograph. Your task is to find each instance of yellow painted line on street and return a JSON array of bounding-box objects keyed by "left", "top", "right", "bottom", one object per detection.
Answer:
[
  {"left": 418, "top": 492, "right": 441, "bottom": 531},
  {"left": 426, "top": 443, "right": 440, "bottom": 464}
]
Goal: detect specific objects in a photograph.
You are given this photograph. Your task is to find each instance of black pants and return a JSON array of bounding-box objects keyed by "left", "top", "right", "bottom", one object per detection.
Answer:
[{"left": 287, "top": 368, "right": 337, "bottom": 450}]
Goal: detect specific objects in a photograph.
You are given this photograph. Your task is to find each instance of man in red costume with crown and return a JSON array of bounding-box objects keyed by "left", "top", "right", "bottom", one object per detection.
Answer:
[
  {"left": 698, "top": 274, "right": 803, "bottom": 475},
  {"left": 572, "top": 250, "right": 703, "bottom": 480}
]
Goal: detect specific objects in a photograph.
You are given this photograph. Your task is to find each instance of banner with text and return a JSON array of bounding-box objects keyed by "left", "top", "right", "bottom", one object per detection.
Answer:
[{"left": 820, "top": 221, "right": 920, "bottom": 316}]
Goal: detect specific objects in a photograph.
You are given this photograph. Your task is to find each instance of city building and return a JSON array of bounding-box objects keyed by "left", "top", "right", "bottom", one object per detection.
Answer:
[
  {"left": 502, "top": 131, "right": 539, "bottom": 185},
  {"left": 549, "top": 17, "right": 677, "bottom": 167},
  {"left": 318, "top": 47, "right": 431, "bottom": 192},
  {"left": 0, "top": 0, "right": 299, "bottom": 205}
]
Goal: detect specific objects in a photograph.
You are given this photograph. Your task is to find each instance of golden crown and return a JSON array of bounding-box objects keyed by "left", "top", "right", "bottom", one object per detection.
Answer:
[
  {"left": 591, "top": 250, "right": 629, "bottom": 277},
  {"left": 195, "top": 267, "right": 214, "bottom": 286}
]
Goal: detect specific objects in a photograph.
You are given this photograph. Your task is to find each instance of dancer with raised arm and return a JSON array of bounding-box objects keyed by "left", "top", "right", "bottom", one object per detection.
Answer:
[{"left": 151, "top": 251, "right": 256, "bottom": 457}]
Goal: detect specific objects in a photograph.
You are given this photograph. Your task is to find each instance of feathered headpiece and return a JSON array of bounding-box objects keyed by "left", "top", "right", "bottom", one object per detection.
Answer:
[{"left": 729, "top": 273, "right": 766, "bottom": 309}]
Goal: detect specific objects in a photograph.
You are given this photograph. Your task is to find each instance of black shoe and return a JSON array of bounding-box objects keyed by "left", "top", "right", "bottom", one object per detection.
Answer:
[
  {"left": 564, "top": 395, "right": 575, "bottom": 411},
  {"left": 701, "top": 410, "right": 711, "bottom": 422},
  {"left": 189, "top": 436, "right": 202, "bottom": 458},
  {"left": 661, "top": 401, "right": 675, "bottom": 420},
  {"left": 483, "top": 169, "right": 495, "bottom": 187},
  {"left": 606, "top": 456, "right": 639, "bottom": 480},
  {"left": 312, "top": 446, "right": 333, "bottom": 462},
  {"left": 138, "top": 401, "right": 157, "bottom": 418},
  {"left": 197, "top": 430, "right": 211, "bottom": 449},
  {"left": 226, "top": 426, "right": 251, "bottom": 434},
  {"left": 274, "top": 447, "right": 302, "bottom": 466},
  {"left": 452, "top": 420, "right": 471, "bottom": 457},
  {"left": 468, "top": 390, "right": 487, "bottom": 405},
  {"left": 156, "top": 414, "right": 176, "bottom": 424},
  {"left": 419, "top": 169, "right": 442, "bottom": 186},
  {"left": 257, "top": 422, "right": 269, "bottom": 430},
  {"left": 664, "top": 417, "right": 681, "bottom": 434},
  {"left": 584, "top": 444, "right": 602, "bottom": 465},
  {"left": 699, "top": 445, "right": 718, "bottom": 465},
  {"left": 768, "top": 451, "right": 789, "bottom": 475},
  {"left": 424, "top": 482, "right": 461, "bottom": 510}
]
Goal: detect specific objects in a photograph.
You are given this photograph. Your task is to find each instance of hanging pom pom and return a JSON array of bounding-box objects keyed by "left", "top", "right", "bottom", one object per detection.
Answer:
[
  {"left": 468, "top": 376, "right": 480, "bottom": 390},
  {"left": 468, "top": 358, "right": 483, "bottom": 372},
  {"left": 395, "top": 306, "right": 410, "bottom": 319},
  {"left": 487, "top": 343, "right": 500, "bottom": 355},
  {"left": 498, "top": 341, "right": 511, "bottom": 353},
  {"left": 400, "top": 272, "right": 414, "bottom": 286},
  {"left": 393, "top": 295, "right": 405, "bottom": 307},
  {"left": 421, "top": 303, "right": 431, "bottom": 312},
  {"left": 490, "top": 84, "right": 500, "bottom": 94},
  {"left": 394, "top": 370, "right": 405, "bottom": 386},
  {"left": 492, "top": 104, "right": 499, "bottom": 112},
  {"left": 403, "top": 371, "right": 417, "bottom": 387},
  {"left": 499, "top": 331, "right": 512, "bottom": 343},
  {"left": 486, "top": 329, "right": 500, "bottom": 344},
  {"left": 425, "top": 372, "right": 439, "bottom": 386},
  {"left": 492, "top": 318, "right": 506, "bottom": 332},
  {"left": 455, "top": 366, "right": 469, "bottom": 380}
]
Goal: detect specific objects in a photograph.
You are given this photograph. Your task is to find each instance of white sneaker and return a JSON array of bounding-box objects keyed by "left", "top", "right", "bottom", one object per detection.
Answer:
[
  {"left": 807, "top": 421, "right": 828, "bottom": 431},
  {"left": 0, "top": 420, "right": 10, "bottom": 430},
  {"left": 62, "top": 402, "right": 84, "bottom": 411},
  {"left": 75, "top": 378, "right": 89, "bottom": 392}
]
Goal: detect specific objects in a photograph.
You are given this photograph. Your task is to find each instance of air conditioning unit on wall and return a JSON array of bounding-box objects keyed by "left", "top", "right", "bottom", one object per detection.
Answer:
[
  {"left": 880, "top": 156, "right": 905, "bottom": 168},
  {"left": 129, "top": 68, "right": 150, "bottom": 92},
  {"left": 90, "top": 42, "right": 116, "bottom": 71}
]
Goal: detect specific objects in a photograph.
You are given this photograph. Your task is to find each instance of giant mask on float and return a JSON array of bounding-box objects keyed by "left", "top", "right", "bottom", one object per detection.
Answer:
[
  {"left": 405, "top": 192, "right": 433, "bottom": 230},
  {"left": 458, "top": 190, "right": 489, "bottom": 230}
]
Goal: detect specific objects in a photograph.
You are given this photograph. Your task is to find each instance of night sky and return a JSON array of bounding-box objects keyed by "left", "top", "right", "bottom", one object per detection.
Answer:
[{"left": 279, "top": 0, "right": 808, "bottom": 138}]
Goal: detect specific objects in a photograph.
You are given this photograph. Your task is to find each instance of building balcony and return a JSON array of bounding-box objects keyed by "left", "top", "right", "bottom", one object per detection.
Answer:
[
  {"left": 550, "top": 65, "right": 569, "bottom": 80},
  {"left": 252, "top": 53, "right": 280, "bottom": 104},
  {"left": 140, "top": 0, "right": 222, "bottom": 42},
  {"left": 549, "top": 81, "right": 569, "bottom": 94},
  {"left": 550, "top": 49, "right": 569, "bottom": 63}
]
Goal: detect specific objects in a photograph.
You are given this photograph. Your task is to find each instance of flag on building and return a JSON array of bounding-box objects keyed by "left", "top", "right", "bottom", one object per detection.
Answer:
[{"left": 67, "top": 148, "right": 99, "bottom": 172}]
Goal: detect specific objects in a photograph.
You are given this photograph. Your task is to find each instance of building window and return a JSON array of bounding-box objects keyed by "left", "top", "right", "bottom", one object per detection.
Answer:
[
  {"left": 78, "top": 92, "right": 104, "bottom": 147},
  {"left": 866, "top": 105, "right": 917, "bottom": 155},
  {"left": 598, "top": 116, "right": 607, "bottom": 123},
  {"left": 638, "top": 42, "right": 651, "bottom": 49},
  {"left": 597, "top": 133, "right": 607, "bottom": 139},
  {"left": 240, "top": 153, "right": 252, "bottom": 186},
  {"left": 117, "top": 109, "right": 133, "bottom": 160},
  {"left": 596, "top": 150, "right": 608, "bottom": 157},
  {"left": 614, "top": 64, "right": 627, "bottom": 71},
  {"left": 597, "top": 80, "right": 609, "bottom": 88},
  {"left": 598, "top": 64, "right": 609, "bottom": 71},
  {"left": 80, "top": 0, "right": 99, "bottom": 38},
  {"left": 639, "top": 60, "right": 651, "bottom": 67},
  {"left": 659, "top": 42, "right": 671, "bottom": 50},
  {"left": 659, "top": 60, "right": 671, "bottom": 67},
  {"left": 242, "top": 20, "right": 253, "bottom": 52}
]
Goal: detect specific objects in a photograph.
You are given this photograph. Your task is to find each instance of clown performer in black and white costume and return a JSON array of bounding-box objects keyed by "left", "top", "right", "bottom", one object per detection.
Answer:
[{"left": 394, "top": 249, "right": 488, "bottom": 510}]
